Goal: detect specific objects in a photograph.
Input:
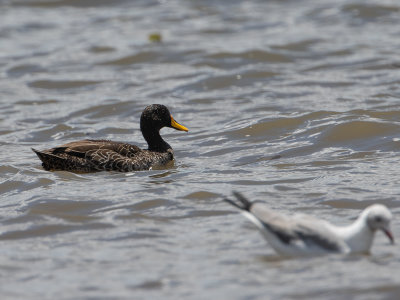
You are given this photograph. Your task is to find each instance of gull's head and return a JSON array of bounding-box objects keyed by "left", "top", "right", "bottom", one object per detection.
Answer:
[{"left": 364, "top": 204, "right": 394, "bottom": 244}]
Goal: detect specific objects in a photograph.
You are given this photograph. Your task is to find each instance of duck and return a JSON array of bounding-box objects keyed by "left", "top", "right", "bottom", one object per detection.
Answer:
[
  {"left": 32, "top": 104, "right": 188, "bottom": 172},
  {"left": 224, "top": 192, "right": 394, "bottom": 256}
]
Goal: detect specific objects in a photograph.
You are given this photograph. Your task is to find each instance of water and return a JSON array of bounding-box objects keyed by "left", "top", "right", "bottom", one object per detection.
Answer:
[{"left": 1, "top": 0, "right": 400, "bottom": 299}]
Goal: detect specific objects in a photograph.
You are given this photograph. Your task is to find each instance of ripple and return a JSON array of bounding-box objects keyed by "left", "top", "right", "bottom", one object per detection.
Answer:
[
  {"left": 66, "top": 100, "right": 136, "bottom": 119},
  {"left": 100, "top": 52, "right": 159, "bottom": 66},
  {"left": 26, "top": 123, "right": 73, "bottom": 142},
  {"left": 0, "top": 223, "right": 113, "bottom": 240},
  {"left": 318, "top": 120, "right": 399, "bottom": 149},
  {"left": 25, "top": 199, "right": 109, "bottom": 222},
  {"left": 13, "top": 0, "right": 131, "bottom": 8},
  {"left": 88, "top": 46, "right": 116, "bottom": 53},
  {"left": 15, "top": 99, "right": 60, "bottom": 106},
  {"left": 7, "top": 64, "right": 47, "bottom": 78},
  {"left": 271, "top": 39, "right": 322, "bottom": 52},
  {"left": 183, "top": 191, "right": 219, "bottom": 200},
  {"left": 130, "top": 199, "right": 175, "bottom": 211},
  {"left": 322, "top": 198, "right": 400, "bottom": 210},
  {"left": 290, "top": 283, "right": 400, "bottom": 300},
  {"left": 230, "top": 177, "right": 316, "bottom": 186},
  {"left": 28, "top": 80, "right": 103, "bottom": 90},
  {"left": 0, "top": 165, "right": 19, "bottom": 175},
  {"left": 0, "top": 177, "right": 54, "bottom": 196},
  {"left": 208, "top": 50, "right": 292, "bottom": 63},
  {"left": 342, "top": 4, "right": 400, "bottom": 21},
  {"left": 133, "top": 280, "right": 163, "bottom": 290}
]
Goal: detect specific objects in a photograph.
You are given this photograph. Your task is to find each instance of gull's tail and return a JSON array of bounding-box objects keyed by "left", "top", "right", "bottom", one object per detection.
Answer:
[{"left": 223, "top": 191, "right": 252, "bottom": 211}]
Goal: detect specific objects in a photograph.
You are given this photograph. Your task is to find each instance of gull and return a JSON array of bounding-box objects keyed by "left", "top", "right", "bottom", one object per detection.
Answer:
[{"left": 224, "top": 192, "right": 394, "bottom": 256}]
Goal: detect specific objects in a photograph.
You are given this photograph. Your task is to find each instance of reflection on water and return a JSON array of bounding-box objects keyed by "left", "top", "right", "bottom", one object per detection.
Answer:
[{"left": 1, "top": 0, "right": 400, "bottom": 299}]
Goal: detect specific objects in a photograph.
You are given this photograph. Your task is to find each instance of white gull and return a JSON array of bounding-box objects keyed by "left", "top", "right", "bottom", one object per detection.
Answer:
[{"left": 224, "top": 192, "right": 394, "bottom": 256}]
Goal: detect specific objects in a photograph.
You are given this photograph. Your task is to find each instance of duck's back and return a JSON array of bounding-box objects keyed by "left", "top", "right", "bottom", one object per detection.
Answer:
[{"left": 32, "top": 139, "right": 173, "bottom": 172}]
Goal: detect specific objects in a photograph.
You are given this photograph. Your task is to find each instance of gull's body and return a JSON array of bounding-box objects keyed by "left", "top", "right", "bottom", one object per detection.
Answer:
[{"left": 225, "top": 193, "right": 394, "bottom": 256}]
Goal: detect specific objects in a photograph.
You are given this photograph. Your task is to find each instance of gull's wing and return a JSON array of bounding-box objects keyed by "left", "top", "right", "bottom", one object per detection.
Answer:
[
  {"left": 251, "top": 203, "right": 348, "bottom": 252},
  {"left": 225, "top": 192, "right": 349, "bottom": 253}
]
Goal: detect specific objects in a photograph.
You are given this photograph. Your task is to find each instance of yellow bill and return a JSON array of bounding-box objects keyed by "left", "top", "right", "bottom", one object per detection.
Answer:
[{"left": 170, "top": 115, "right": 188, "bottom": 132}]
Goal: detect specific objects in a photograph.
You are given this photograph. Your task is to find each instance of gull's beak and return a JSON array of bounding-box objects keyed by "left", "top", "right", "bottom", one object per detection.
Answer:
[
  {"left": 170, "top": 115, "right": 188, "bottom": 132},
  {"left": 382, "top": 227, "right": 394, "bottom": 244}
]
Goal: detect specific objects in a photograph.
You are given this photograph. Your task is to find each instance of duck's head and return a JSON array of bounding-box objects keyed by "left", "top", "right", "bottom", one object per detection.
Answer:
[
  {"left": 140, "top": 104, "right": 188, "bottom": 133},
  {"left": 364, "top": 204, "right": 394, "bottom": 244}
]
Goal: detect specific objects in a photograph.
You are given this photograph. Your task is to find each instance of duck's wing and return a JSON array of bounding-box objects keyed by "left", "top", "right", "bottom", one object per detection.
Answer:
[
  {"left": 32, "top": 140, "right": 144, "bottom": 172},
  {"left": 57, "top": 140, "right": 172, "bottom": 171},
  {"left": 50, "top": 139, "right": 142, "bottom": 158},
  {"left": 84, "top": 147, "right": 159, "bottom": 171}
]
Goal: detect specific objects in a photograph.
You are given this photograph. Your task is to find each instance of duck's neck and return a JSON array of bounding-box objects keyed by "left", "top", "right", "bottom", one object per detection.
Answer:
[
  {"left": 335, "top": 216, "right": 375, "bottom": 253},
  {"left": 142, "top": 128, "right": 171, "bottom": 152}
]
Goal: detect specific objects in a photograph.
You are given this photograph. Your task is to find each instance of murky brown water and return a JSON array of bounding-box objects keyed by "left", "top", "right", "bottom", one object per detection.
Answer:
[{"left": 1, "top": 0, "right": 400, "bottom": 299}]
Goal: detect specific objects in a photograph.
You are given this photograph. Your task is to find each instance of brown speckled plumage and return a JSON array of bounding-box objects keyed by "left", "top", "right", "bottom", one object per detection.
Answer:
[{"left": 32, "top": 104, "right": 188, "bottom": 172}]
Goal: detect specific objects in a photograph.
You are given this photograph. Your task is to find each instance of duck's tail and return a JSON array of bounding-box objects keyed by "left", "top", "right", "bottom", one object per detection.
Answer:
[{"left": 32, "top": 148, "right": 68, "bottom": 171}]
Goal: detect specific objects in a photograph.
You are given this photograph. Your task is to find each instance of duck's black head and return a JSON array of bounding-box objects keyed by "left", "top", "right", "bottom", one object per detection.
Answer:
[
  {"left": 140, "top": 104, "right": 188, "bottom": 132},
  {"left": 140, "top": 104, "right": 188, "bottom": 150}
]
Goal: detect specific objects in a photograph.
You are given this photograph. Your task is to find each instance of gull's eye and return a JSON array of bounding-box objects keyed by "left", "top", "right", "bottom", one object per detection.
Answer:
[{"left": 375, "top": 216, "right": 383, "bottom": 223}]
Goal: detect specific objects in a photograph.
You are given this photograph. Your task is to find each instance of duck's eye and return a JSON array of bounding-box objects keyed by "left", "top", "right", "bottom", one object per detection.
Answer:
[{"left": 375, "top": 216, "right": 383, "bottom": 222}]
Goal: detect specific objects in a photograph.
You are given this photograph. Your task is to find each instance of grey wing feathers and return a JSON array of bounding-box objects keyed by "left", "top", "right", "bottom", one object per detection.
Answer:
[
  {"left": 252, "top": 204, "right": 345, "bottom": 251},
  {"left": 225, "top": 193, "right": 346, "bottom": 252},
  {"left": 224, "top": 193, "right": 295, "bottom": 244},
  {"left": 290, "top": 219, "right": 345, "bottom": 251},
  {"left": 250, "top": 203, "right": 296, "bottom": 244}
]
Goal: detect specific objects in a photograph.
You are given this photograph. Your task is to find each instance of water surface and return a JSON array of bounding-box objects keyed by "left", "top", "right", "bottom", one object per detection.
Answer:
[{"left": 1, "top": 0, "right": 400, "bottom": 299}]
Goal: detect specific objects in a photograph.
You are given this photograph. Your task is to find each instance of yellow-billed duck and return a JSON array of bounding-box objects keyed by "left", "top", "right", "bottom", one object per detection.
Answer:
[{"left": 32, "top": 104, "right": 188, "bottom": 172}]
